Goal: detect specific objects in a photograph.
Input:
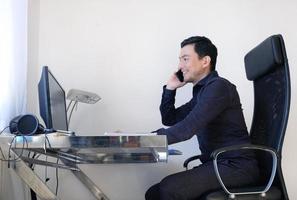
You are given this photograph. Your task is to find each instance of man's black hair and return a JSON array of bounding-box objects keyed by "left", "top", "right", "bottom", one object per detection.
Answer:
[{"left": 181, "top": 36, "right": 217, "bottom": 71}]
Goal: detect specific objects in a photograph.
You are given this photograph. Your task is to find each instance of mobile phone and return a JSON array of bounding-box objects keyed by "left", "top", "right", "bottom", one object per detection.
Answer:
[{"left": 175, "top": 69, "right": 184, "bottom": 82}]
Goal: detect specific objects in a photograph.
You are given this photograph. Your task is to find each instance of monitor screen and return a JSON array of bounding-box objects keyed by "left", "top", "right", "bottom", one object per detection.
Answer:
[{"left": 38, "top": 66, "right": 68, "bottom": 131}]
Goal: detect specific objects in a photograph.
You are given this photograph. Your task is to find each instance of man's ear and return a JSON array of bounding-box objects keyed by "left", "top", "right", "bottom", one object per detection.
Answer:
[{"left": 202, "top": 56, "right": 211, "bottom": 68}]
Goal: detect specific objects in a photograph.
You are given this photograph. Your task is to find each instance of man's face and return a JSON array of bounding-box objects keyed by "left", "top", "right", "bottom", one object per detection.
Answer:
[{"left": 178, "top": 44, "right": 210, "bottom": 84}]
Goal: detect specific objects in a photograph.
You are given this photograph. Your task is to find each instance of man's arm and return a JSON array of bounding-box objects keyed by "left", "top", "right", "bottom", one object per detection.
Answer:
[
  {"left": 160, "top": 86, "right": 192, "bottom": 126},
  {"left": 158, "top": 79, "right": 232, "bottom": 144},
  {"left": 159, "top": 72, "right": 189, "bottom": 126}
]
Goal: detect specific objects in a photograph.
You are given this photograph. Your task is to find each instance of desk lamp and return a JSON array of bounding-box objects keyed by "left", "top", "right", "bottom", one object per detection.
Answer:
[{"left": 66, "top": 89, "right": 101, "bottom": 125}]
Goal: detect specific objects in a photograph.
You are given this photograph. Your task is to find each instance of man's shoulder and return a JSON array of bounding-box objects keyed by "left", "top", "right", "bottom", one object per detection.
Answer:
[
  {"left": 200, "top": 75, "right": 237, "bottom": 99},
  {"left": 206, "top": 75, "right": 234, "bottom": 88}
]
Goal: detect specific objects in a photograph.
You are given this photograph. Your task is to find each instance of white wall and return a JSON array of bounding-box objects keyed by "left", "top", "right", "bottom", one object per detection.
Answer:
[{"left": 27, "top": 0, "right": 297, "bottom": 200}]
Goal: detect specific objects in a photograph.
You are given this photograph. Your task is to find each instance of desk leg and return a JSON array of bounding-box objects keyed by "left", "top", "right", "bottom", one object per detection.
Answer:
[
  {"left": 9, "top": 149, "right": 59, "bottom": 200},
  {"left": 60, "top": 158, "right": 109, "bottom": 200}
]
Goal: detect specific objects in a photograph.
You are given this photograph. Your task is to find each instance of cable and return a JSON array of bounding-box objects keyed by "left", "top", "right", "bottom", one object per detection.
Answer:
[
  {"left": 0, "top": 126, "right": 9, "bottom": 134},
  {"left": 30, "top": 189, "right": 37, "bottom": 200},
  {"left": 66, "top": 100, "right": 74, "bottom": 112},
  {"left": 0, "top": 135, "right": 28, "bottom": 163},
  {"left": 0, "top": 124, "right": 57, "bottom": 200},
  {"left": 67, "top": 101, "right": 78, "bottom": 126},
  {"left": 0, "top": 147, "right": 6, "bottom": 160},
  {"left": 43, "top": 132, "right": 52, "bottom": 184},
  {"left": 1, "top": 124, "right": 61, "bottom": 198},
  {"left": 0, "top": 125, "right": 10, "bottom": 157},
  {"left": 8, "top": 135, "right": 28, "bottom": 162},
  {"left": 31, "top": 153, "right": 41, "bottom": 170},
  {"left": 0, "top": 125, "right": 47, "bottom": 163},
  {"left": 55, "top": 158, "right": 59, "bottom": 195}
]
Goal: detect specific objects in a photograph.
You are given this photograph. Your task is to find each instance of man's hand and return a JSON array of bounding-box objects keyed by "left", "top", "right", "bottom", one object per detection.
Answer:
[{"left": 166, "top": 72, "right": 186, "bottom": 90}]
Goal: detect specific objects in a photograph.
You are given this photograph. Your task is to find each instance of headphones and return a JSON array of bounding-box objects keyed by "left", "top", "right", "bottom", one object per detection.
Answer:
[{"left": 9, "top": 114, "right": 45, "bottom": 135}]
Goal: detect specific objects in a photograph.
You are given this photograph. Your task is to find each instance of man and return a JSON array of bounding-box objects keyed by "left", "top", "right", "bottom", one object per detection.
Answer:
[{"left": 145, "top": 36, "right": 259, "bottom": 200}]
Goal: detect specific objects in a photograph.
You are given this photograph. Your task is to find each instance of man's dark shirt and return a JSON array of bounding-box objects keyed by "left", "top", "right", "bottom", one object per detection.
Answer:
[{"left": 157, "top": 71, "right": 252, "bottom": 163}]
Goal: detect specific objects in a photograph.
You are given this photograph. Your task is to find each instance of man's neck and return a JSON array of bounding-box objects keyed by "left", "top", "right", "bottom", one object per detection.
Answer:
[{"left": 193, "top": 71, "right": 211, "bottom": 85}]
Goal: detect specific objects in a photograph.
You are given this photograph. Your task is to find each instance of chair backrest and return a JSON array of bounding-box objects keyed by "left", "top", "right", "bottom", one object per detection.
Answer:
[{"left": 244, "top": 34, "right": 290, "bottom": 199}]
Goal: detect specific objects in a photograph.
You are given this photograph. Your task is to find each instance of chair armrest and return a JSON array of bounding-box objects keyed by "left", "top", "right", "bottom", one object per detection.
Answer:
[
  {"left": 211, "top": 144, "right": 278, "bottom": 159},
  {"left": 183, "top": 155, "right": 203, "bottom": 170},
  {"left": 211, "top": 144, "right": 278, "bottom": 198}
]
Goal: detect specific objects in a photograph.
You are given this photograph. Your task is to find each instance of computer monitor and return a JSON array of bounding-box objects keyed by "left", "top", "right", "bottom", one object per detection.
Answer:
[{"left": 38, "top": 66, "right": 68, "bottom": 131}]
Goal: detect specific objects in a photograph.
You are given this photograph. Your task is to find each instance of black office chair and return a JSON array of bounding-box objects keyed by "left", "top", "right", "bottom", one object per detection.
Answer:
[{"left": 183, "top": 34, "right": 291, "bottom": 200}]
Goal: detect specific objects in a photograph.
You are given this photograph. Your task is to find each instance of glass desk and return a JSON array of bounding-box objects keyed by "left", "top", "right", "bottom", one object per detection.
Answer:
[{"left": 0, "top": 133, "right": 168, "bottom": 200}]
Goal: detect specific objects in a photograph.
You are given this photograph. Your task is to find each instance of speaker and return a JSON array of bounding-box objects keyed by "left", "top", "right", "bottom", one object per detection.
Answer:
[{"left": 9, "top": 114, "right": 43, "bottom": 135}]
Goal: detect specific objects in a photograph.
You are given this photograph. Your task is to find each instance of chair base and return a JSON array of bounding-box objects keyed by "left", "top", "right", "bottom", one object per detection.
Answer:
[{"left": 204, "top": 186, "right": 281, "bottom": 200}]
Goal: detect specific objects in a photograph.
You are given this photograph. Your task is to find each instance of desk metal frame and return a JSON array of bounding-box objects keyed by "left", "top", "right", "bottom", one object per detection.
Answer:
[{"left": 0, "top": 133, "right": 167, "bottom": 200}]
